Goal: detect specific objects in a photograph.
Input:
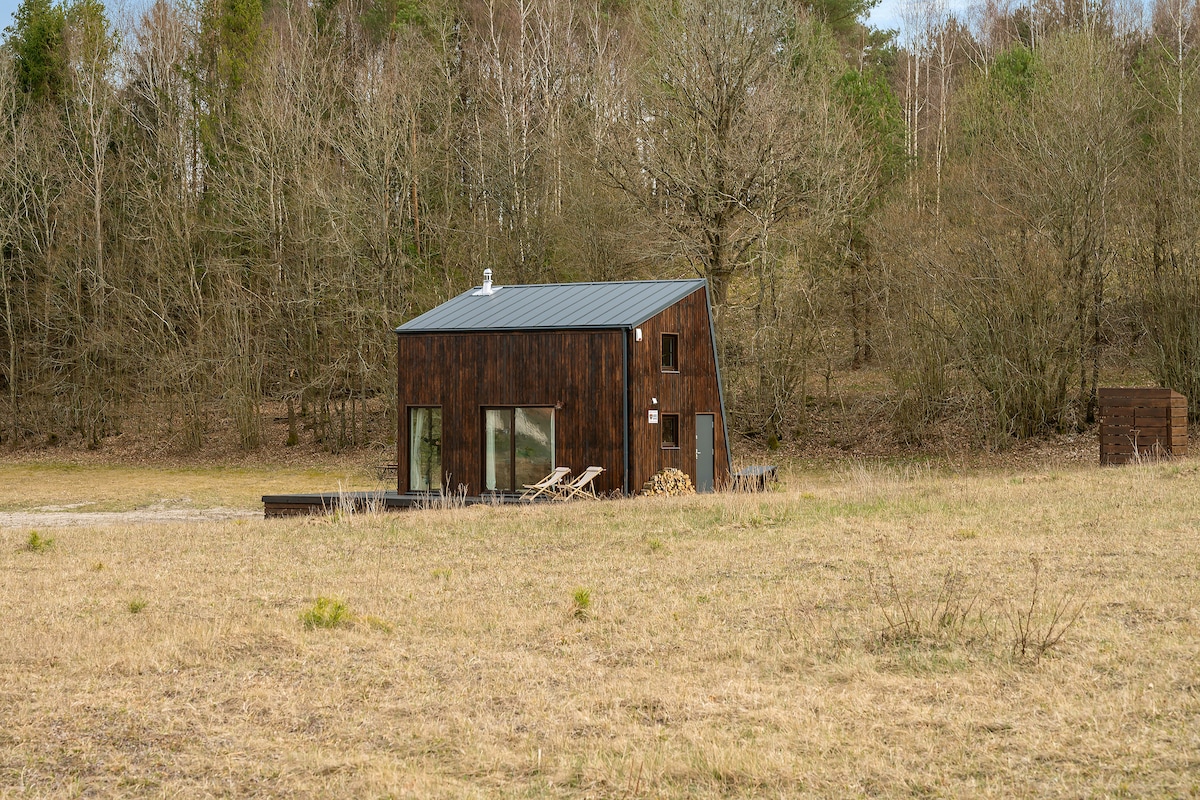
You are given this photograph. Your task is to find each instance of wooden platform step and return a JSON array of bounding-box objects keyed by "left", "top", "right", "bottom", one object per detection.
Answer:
[{"left": 261, "top": 491, "right": 547, "bottom": 518}]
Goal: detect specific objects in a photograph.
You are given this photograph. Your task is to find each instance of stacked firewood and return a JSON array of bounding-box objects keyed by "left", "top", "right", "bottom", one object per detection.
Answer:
[{"left": 642, "top": 468, "right": 695, "bottom": 496}]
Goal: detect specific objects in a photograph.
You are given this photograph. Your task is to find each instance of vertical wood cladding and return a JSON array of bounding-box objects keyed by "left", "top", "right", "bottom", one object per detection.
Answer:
[
  {"left": 396, "top": 284, "right": 728, "bottom": 496},
  {"left": 397, "top": 329, "right": 626, "bottom": 495},
  {"left": 626, "top": 287, "right": 730, "bottom": 491}
]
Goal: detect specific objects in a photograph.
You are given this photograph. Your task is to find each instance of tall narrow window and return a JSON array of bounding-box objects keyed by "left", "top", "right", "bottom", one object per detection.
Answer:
[
  {"left": 661, "top": 413, "right": 680, "bottom": 449},
  {"left": 483, "top": 407, "right": 555, "bottom": 492},
  {"left": 661, "top": 333, "right": 679, "bottom": 372},
  {"left": 483, "top": 409, "right": 513, "bottom": 492},
  {"left": 409, "top": 407, "right": 442, "bottom": 491}
]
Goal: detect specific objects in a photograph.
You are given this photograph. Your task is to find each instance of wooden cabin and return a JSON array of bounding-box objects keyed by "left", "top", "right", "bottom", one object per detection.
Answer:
[{"left": 394, "top": 275, "right": 731, "bottom": 497}]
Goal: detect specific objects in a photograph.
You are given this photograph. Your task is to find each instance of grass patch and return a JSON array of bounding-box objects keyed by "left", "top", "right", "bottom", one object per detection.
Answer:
[
  {"left": 300, "top": 596, "right": 352, "bottom": 630},
  {"left": 570, "top": 588, "right": 592, "bottom": 620},
  {"left": 24, "top": 530, "right": 54, "bottom": 552},
  {"left": 362, "top": 615, "right": 395, "bottom": 633}
]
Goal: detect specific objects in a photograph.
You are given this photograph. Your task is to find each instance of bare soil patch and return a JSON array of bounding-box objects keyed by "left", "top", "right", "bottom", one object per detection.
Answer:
[{"left": 0, "top": 504, "right": 258, "bottom": 528}]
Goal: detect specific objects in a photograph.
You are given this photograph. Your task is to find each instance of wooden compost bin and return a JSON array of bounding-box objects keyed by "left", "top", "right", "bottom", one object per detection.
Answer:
[{"left": 1098, "top": 387, "right": 1188, "bottom": 465}]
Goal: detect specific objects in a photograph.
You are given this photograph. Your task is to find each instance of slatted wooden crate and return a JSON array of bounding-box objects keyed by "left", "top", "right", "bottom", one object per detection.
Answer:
[{"left": 1098, "top": 387, "right": 1188, "bottom": 465}]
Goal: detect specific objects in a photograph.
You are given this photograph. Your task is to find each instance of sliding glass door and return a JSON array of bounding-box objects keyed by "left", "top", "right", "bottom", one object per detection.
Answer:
[
  {"left": 483, "top": 407, "right": 554, "bottom": 492},
  {"left": 514, "top": 408, "right": 555, "bottom": 487}
]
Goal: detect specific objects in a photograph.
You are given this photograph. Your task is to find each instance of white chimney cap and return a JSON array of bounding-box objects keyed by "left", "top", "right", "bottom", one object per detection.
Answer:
[{"left": 472, "top": 268, "right": 501, "bottom": 296}]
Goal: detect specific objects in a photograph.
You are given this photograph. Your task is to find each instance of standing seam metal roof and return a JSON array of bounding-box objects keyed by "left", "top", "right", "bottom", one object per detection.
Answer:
[{"left": 394, "top": 279, "right": 708, "bottom": 333}]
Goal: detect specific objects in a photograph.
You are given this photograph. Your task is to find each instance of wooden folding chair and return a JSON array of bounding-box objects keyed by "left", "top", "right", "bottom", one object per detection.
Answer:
[
  {"left": 520, "top": 466, "right": 572, "bottom": 500},
  {"left": 557, "top": 466, "right": 605, "bottom": 500}
]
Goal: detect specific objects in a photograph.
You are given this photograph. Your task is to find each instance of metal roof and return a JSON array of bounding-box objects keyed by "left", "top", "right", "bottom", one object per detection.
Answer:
[{"left": 395, "top": 279, "right": 708, "bottom": 333}]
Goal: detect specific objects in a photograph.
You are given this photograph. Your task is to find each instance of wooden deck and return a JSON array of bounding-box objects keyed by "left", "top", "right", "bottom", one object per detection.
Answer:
[{"left": 261, "top": 491, "right": 546, "bottom": 518}]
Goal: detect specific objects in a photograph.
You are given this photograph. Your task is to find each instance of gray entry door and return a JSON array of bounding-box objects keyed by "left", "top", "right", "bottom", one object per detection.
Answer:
[{"left": 695, "top": 414, "right": 715, "bottom": 492}]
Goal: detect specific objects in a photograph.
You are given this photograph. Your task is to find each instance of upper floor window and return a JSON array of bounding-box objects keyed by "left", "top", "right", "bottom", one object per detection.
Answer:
[{"left": 661, "top": 333, "right": 679, "bottom": 372}]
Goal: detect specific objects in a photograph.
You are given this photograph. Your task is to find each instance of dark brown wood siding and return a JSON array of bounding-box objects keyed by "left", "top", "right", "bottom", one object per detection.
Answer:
[
  {"left": 627, "top": 287, "right": 730, "bottom": 491},
  {"left": 396, "top": 330, "right": 626, "bottom": 495},
  {"left": 1098, "top": 387, "right": 1188, "bottom": 465}
]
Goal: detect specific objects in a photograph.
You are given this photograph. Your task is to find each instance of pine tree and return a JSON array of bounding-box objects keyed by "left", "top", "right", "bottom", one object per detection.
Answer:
[{"left": 5, "top": 0, "right": 67, "bottom": 105}]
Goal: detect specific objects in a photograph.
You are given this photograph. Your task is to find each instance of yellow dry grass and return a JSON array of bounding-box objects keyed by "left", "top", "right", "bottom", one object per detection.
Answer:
[{"left": 2, "top": 460, "right": 1200, "bottom": 797}]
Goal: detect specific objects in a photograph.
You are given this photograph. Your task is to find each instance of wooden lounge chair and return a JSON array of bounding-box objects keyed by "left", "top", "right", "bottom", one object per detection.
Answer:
[
  {"left": 520, "top": 466, "right": 572, "bottom": 500},
  {"left": 557, "top": 466, "right": 605, "bottom": 500}
]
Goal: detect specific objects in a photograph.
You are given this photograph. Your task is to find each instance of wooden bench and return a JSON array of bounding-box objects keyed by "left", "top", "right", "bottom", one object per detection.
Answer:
[{"left": 733, "top": 465, "right": 778, "bottom": 491}]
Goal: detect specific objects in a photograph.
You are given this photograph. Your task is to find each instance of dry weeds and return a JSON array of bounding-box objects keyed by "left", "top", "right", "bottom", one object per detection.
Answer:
[{"left": 2, "top": 460, "right": 1199, "bottom": 797}]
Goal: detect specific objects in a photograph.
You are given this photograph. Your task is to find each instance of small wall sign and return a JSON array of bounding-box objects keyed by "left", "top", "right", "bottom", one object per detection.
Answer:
[{"left": 648, "top": 410, "right": 659, "bottom": 424}]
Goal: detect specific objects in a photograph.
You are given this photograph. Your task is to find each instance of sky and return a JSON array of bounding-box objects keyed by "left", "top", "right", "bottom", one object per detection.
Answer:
[
  {"left": 0, "top": 0, "right": 17, "bottom": 36},
  {"left": 0, "top": 0, "right": 965, "bottom": 47},
  {"left": 867, "top": 0, "right": 910, "bottom": 31},
  {"left": 0, "top": 0, "right": 1148, "bottom": 54},
  {"left": 867, "top": 0, "right": 975, "bottom": 32}
]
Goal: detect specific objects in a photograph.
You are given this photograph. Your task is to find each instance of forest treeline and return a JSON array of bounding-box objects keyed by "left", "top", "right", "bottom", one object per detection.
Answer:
[{"left": 2, "top": 0, "right": 1200, "bottom": 452}]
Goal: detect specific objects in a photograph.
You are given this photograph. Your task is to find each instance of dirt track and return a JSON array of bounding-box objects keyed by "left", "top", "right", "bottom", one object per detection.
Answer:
[{"left": 0, "top": 505, "right": 260, "bottom": 528}]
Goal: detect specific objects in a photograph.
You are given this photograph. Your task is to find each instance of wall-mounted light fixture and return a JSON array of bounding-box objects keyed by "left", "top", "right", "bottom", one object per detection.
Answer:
[{"left": 635, "top": 327, "right": 643, "bottom": 342}]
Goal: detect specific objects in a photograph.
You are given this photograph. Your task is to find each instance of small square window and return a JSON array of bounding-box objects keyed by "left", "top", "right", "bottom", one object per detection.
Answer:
[
  {"left": 661, "top": 414, "right": 680, "bottom": 449},
  {"left": 661, "top": 333, "right": 679, "bottom": 372}
]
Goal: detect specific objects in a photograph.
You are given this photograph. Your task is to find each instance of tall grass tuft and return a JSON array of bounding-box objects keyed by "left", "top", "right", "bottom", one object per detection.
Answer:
[
  {"left": 25, "top": 531, "right": 54, "bottom": 553},
  {"left": 301, "top": 596, "right": 352, "bottom": 629},
  {"left": 571, "top": 588, "right": 592, "bottom": 620}
]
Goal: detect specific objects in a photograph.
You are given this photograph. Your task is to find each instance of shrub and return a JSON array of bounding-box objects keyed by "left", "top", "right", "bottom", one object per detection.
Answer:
[
  {"left": 870, "top": 566, "right": 988, "bottom": 647},
  {"left": 25, "top": 531, "right": 54, "bottom": 552},
  {"left": 1004, "top": 557, "right": 1088, "bottom": 665}
]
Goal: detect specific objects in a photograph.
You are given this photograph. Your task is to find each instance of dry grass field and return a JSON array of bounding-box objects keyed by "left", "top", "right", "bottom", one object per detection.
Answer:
[{"left": 2, "top": 459, "right": 1199, "bottom": 798}]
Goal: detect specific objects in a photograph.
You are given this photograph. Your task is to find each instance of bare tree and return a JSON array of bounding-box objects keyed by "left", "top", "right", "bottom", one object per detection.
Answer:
[
  {"left": 605, "top": 0, "right": 819, "bottom": 310},
  {"left": 998, "top": 32, "right": 1129, "bottom": 423},
  {"left": 0, "top": 54, "right": 18, "bottom": 441}
]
